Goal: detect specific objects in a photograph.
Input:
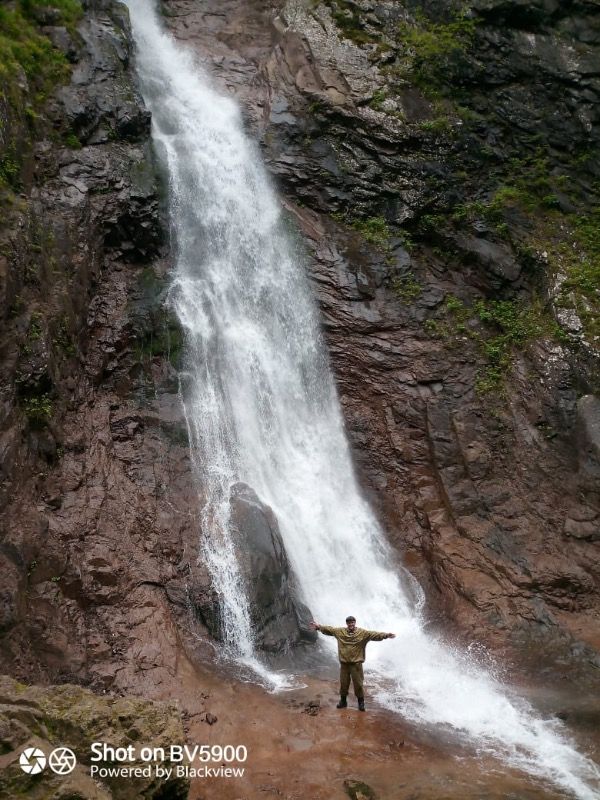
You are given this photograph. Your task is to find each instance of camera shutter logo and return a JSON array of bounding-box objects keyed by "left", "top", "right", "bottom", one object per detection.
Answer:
[
  {"left": 19, "top": 747, "right": 46, "bottom": 774},
  {"left": 48, "top": 746, "right": 77, "bottom": 775}
]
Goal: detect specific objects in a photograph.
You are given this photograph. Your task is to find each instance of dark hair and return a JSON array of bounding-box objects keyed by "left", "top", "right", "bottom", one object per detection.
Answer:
[{"left": 345, "top": 616, "right": 356, "bottom": 623}]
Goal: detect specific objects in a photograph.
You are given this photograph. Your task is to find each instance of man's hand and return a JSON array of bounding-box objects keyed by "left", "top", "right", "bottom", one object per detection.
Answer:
[
  {"left": 387, "top": 633, "right": 396, "bottom": 639},
  {"left": 309, "top": 621, "right": 320, "bottom": 631}
]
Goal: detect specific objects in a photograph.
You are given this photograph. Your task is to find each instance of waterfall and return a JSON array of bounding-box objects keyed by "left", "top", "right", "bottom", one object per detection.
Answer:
[{"left": 124, "top": 2, "right": 600, "bottom": 798}]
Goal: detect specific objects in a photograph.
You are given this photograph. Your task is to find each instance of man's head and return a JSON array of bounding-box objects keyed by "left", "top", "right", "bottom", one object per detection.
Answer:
[{"left": 345, "top": 616, "right": 356, "bottom": 632}]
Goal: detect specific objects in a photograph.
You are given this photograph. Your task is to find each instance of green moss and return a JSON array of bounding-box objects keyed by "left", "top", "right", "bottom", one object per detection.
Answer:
[
  {"left": 451, "top": 192, "right": 518, "bottom": 226},
  {"left": 136, "top": 311, "right": 184, "bottom": 369},
  {"left": 0, "top": 150, "right": 20, "bottom": 190},
  {"left": 0, "top": 0, "right": 82, "bottom": 200},
  {"left": 423, "top": 318, "right": 440, "bottom": 336},
  {"left": 394, "top": 10, "right": 476, "bottom": 91},
  {"left": 21, "top": 311, "right": 43, "bottom": 354},
  {"left": 417, "top": 213, "right": 446, "bottom": 233},
  {"left": 418, "top": 115, "right": 452, "bottom": 134},
  {"left": 28, "top": 311, "right": 42, "bottom": 339},
  {"left": 449, "top": 155, "right": 569, "bottom": 232},
  {"left": 344, "top": 779, "right": 377, "bottom": 800},
  {"left": 369, "top": 88, "right": 388, "bottom": 111},
  {"left": 52, "top": 314, "right": 76, "bottom": 356},
  {"left": 0, "top": 2, "right": 75, "bottom": 88},
  {"left": 333, "top": 213, "right": 393, "bottom": 250},
  {"left": 22, "top": 0, "right": 81, "bottom": 26},
  {"left": 327, "top": 0, "right": 380, "bottom": 46},
  {"left": 22, "top": 393, "right": 53, "bottom": 427},
  {"left": 64, "top": 131, "right": 82, "bottom": 149},
  {"left": 449, "top": 149, "right": 600, "bottom": 345},
  {"left": 552, "top": 210, "right": 600, "bottom": 342},
  {"left": 427, "top": 294, "right": 566, "bottom": 393},
  {"left": 351, "top": 216, "right": 390, "bottom": 246},
  {"left": 392, "top": 273, "right": 422, "bottom": 303},
  {"left": 477, "top": 300, "right": 566, "bottom": 391},
  {"left": 435, "top": 146, "right": 598, "bottom": 348},
  {"left": 396, "top": 230, "right": 414, "bottom": 252}
]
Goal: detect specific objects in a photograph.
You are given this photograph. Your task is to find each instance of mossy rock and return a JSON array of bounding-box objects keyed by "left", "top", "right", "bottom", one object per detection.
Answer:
[
  {"left": 0, "top": 675, "right": 189, "bottom": 800},
  {"left": 344, "top": 778, "right": 378, "bottom": 800}
]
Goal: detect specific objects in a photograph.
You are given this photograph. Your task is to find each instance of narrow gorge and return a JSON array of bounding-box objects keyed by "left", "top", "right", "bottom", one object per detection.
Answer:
[{"left": 0, "top": 1, "right": 599, "bottom": 799}]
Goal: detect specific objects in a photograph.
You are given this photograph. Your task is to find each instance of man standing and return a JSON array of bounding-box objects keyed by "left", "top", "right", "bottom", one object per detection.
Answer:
[{"left": 309, "top": 616, "right": 395, "bottom": 711}]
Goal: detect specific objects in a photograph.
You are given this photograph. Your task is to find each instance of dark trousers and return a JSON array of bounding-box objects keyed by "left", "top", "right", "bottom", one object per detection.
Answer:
[{"left": 339, "top": 661, "right": 364, "bottom": 699}]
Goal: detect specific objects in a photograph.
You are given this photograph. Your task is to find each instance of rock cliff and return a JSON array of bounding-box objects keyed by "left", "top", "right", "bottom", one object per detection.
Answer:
[
  {"left": 162, "top": 0, "right": 600, "bottom": 676},
  {"left": 0, "top": 675, "right": 188, "bottom": 799},
  {"left": 0, "top": 0, "right": 598, "bottom": 717},
  {"left": 0, "top": 0, "right": 213, "bottom": 695}
]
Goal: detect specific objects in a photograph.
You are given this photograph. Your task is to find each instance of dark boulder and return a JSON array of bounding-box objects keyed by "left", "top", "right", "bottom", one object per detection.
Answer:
[{"left": 229, "top": 482, "right": 317, "bottom": 653}]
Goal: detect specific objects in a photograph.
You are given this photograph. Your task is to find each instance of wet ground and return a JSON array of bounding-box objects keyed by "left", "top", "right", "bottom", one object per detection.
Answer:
[{"left": 156, "top": 645, "right": 599, "bottom": 800}]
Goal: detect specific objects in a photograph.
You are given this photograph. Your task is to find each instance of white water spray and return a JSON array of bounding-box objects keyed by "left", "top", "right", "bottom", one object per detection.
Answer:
[{"left": 125, "top": 2, "right": 600, "bottom": 797}]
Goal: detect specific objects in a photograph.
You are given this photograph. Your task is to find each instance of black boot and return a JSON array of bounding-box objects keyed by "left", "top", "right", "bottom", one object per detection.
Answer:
[
  {"left": 358, "top": 698, "right": 365, "bottom": 712},
  {"left": 336, "top": 696, "right": 348, "bottom": 709}
]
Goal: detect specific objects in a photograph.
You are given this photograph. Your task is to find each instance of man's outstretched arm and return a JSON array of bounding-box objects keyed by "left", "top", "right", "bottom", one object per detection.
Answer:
[
  {"left": 363, "top": 629, "right": 396, "bottom": 642},
  {"left": 309, "top": 621, "right": 340, "bottom": 637}
]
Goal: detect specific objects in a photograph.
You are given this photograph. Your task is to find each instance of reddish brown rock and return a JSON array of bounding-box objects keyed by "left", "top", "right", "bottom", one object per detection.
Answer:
[
  {"left": 155, "top": 0, "right": 600, "bottom": 676},
  {"left": 0, "top": 0, "right": 598, "bottom": 729}
]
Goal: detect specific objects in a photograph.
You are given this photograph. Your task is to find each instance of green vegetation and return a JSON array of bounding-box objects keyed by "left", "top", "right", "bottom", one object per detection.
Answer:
[
  {"left": 472, "top": 298, "right": 565, "bottom": 393},
  {"left": 350, "top": 216, "right": 390, "bottom": 247},
  {"left": 22, "top": 393, "right": 53, "bottom": 426},
  {"left": 321, "top": 0, "right": 598, "bottom": 364},
  {"left": 417, "top": 115, "right": 452, "bottom": 135},
  {"left": 450, "top": 151, "right": 573, "bottom": 226},
  {"left": 0, "top": 0, "right": 82, "bottom": 193},
  {"left": 396, "top": 230, "right": 414, "bottom": 252},
  {"left": 28, "top": 311, "right": 43, "bottom": 339},
  {"left": 450, "top": 184, "right": 539, "bottom": 231},
  {"left": 63, "top": 131, "right": 82, "bottom": 149},
  {"left": 332, "top": 213, "right": 393, "bottom": 249},
  {"left": 20, "top": 311, "right": 44, "bottom": 354},
  {"left": 135, "top": 310, "right": 184, "bottom": 370},
  {"left": 322, "top": 1, "right": 476, "bottom": 137},
  {"left": 0, "top": 0, "right": 80, "bottom": 86},
  {"left": 392, "top": 273, "right": 422, "bottom": 303},
  {"left": 0, "top": 151, "right": 20, "bottom": 190},
  {"left": 427, "top": 294, "right": 566, "bottom": 393},
  {"left": 52, "top": 314, "right": 76, "bottom": 356},
  {"left": 369, "top": 88, "right": 388, "bottom": 111},
  {"left": 548, "top": 210, "right": 600, "bottom": 342},
  {"left": 394, "top": 10, "right": 476, "bottom": 91},
  {"left": 325, "top": 0, "right": 379, "bottom": 46},
  {"left": 307, "top": 99, "right": 325, "bottom": 116},
  {"left": 406, "top": 145, "right": 596, "bottom": 351},
  {"left": 324, "top": 0, "right": 476, "bottom": 92},
  {"left": 444, "top": 150, "right": 600, "bottom": 344},
  {"left": 417, "top": 213, "right": 444, "bottom": 232}
]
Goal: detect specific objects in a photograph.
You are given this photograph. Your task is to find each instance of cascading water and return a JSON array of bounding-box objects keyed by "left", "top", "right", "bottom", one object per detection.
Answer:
[{"left": 124, "top": 2, "right": 600, "bottom": 797}]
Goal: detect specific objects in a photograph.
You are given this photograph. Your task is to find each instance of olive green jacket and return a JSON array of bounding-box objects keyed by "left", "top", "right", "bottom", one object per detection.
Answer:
[{"left": 318, "top": 625, "right": 390, "bottom": 663}]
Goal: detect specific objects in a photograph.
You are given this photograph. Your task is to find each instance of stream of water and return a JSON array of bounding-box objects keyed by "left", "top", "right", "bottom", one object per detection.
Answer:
[{"left": 125, "top": 2, "right": 600, "bottom": 797}]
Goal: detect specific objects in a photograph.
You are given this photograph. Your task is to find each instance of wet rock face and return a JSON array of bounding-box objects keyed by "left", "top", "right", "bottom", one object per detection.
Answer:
[
  {"left": 160, "top": 0, "right": 600, "bottom": 674},
  {"left": 0, "top": 0, "right": 598, "bottom": 700},
  {"left": 0, "top": 0, "right": 207, "bottom": 694},
  {"left": 57, "top": 5, "right": 152, "bottom": 146},
  {"left": 0, "top": 675, "right": 189, "bottom": 800},
  {"left": 228, "top": 483, "right": 317, "bottom": 652},
  {"left": 577, "top": 395, "right": 600, "bottom": 479}
]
